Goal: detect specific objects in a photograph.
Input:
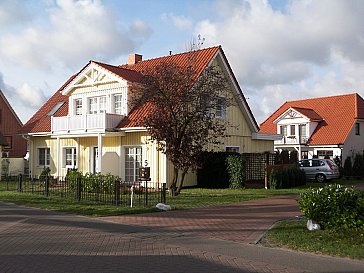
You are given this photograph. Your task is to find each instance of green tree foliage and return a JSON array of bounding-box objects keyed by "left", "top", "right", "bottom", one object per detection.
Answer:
[
  {"left": 226, "top": 154, "right": 246, "bottom": 188},
  {"left": 131, "top": 57, "right": 231, "bottom": 196}
]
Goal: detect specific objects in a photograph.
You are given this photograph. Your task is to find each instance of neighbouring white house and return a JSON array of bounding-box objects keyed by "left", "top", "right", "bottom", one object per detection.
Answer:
[
  {"left": 19, "top": 46, "right": 278, "bottom": 187},
  {"left": 260, "top": 93, "right": 364, "bottom": 164}
]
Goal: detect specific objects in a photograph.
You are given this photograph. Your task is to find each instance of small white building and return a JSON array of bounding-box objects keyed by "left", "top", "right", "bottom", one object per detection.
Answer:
[{"left": 260, "top": 93, "right": 364, "bottom": 164}]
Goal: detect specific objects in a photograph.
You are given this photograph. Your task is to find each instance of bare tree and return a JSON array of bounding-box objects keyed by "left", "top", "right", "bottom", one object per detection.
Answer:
[{"left": 131, "top": 55, "right": 232, "bottom": 196}]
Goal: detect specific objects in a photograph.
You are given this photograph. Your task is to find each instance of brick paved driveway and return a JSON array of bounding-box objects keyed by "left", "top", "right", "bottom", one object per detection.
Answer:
[{"left": 1, "top": 196, "right": 363, "bottom": 273}]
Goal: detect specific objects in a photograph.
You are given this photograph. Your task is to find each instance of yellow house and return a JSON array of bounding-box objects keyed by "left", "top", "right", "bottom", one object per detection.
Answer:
[{"left": 20, "top": 46, "right": 277, "bottom": 187}]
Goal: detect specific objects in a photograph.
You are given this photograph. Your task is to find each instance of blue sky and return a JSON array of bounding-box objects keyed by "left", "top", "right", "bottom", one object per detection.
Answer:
[{"left": 0, "top": 0, "right": 363, "bottom": 124}]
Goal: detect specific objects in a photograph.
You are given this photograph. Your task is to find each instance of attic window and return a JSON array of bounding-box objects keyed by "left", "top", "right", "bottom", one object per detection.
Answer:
[{"left": 48, "top": 102, "right": 65, "bottom": 116}]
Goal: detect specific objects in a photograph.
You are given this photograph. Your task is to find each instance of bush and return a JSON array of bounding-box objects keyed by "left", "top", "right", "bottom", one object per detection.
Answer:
[
  {"left": 268, "top": 165, "right": 305, "bottom": 189},
  {"left": 66, "top": 171, "right": 119, "bottom": 193},
  {"left": 298, "top": 184, "right": 364, "bottom": 230},
  {"left": 352, "top": 153, "right": 364, "bottom": 178},
  {"left": 197, "top": 152, "right": 231, "bottom": 188},
  {"left": 226, "top": 154, "right": 246, "bottom": 189},
  {"left": 343, "top": 156, "right": 352, "bottom": 177}
]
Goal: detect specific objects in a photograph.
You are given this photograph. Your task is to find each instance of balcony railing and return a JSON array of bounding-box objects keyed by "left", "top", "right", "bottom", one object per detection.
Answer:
[
  {"left": 51, "top": 113, "right": 124, "bottom": 134},
  {"left": 274, "top": 136, "right": 309, "bottom": 145}
]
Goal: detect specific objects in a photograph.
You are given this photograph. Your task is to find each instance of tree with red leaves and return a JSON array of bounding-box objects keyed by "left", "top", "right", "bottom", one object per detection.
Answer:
[{"left": 132, "top": 58, "right": 231, "bottom": 196}]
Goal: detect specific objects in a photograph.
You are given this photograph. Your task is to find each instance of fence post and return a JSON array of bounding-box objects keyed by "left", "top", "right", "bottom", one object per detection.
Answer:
[
  {"left": 161, "top": 182, "right": 166, "bottom": 204},
  {"left": 264, "top": 152, "right": 270, "bottom": 189},
  {"left": 144, "top": 181, "right": 148, "bottom": 207},
  {"left": 76, "top": 177, "right": 81, "bottom": 201},
  {"left": 114, "top": 180, "right": 120, "bottom": 205},
  {"left": 45, "top": 175, "right": 50, "bottom": 196},
  {"left": 17, "top": 174, "right": 23, "bottom": 192}
]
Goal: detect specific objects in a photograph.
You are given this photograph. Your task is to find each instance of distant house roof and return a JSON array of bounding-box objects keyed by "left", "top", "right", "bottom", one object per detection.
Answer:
[
  {"left": 260, "top": 93, "right": 364, "bottom": 145},
  {"left": 21, "top": 46, "right": 258, "bottom": 134}
]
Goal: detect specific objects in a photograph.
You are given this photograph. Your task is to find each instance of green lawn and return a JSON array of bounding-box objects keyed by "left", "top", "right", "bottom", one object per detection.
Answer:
[
  {"left": 1, "top": 178, "right": 361, "bottom": 216},
  {"left": 262, "top": 220, "right": 364, "bottom": 260}
]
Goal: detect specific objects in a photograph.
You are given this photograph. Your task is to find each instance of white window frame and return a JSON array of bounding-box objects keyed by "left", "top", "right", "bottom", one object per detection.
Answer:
[
  {"left": 99, "top": 96, "right": 106, "bottom": 113},
  {"left": 63, "top": 147, "right": 77, "bottom": 169},
  {"left": 225, "top": 146, "right": 240, "bottom": 153},
  {"left": 216, "top": 97, "right": 227, "bottom": 119},
  {"left": 124, "top": 146, "right": 143, "bottom": 182},
  {"left": 75, "top": 98, "right": 83, "bottom": 115},
  {"left": 88, "top": 96, "right": 107, "bottom": 114},
  {"left": 114, "top": 94, "right": 123, "bottom": 115},
  {"left": 37, "top": 147, "right": 50, "bottom": 167}
]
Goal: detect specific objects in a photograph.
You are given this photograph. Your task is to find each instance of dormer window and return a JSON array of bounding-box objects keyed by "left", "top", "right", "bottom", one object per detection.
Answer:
[
  {"left": 89, "top": 96, "right": 106, "bottom": 114},
  {"left": 280, "top": 125, "right": 287, "bottom": 136},
  {"left": 114, "top": 94, "right": 123, "bottom": 115},
  {"left": 75, "top": 99, "right": 82, "bottom": 115}
]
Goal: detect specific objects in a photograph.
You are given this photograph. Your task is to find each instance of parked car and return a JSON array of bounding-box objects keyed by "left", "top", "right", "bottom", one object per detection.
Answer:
[{"left": 298, "top": 159, "right": 340, "bottom": 182}]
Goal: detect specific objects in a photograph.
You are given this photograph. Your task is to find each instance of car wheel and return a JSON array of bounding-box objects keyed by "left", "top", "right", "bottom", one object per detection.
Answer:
[{"left": 316, "top": 174, "right": 326, "bottom": 183}]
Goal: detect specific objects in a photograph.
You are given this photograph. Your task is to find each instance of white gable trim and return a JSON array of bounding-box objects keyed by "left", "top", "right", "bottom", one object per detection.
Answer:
[
  {"left": 273, "top": 107, "right": 310, "bottom": 124},
  {"left": 214, "top": 50, "right": 259, "bottom": 133},
  {"left": 62, "top": 62, "right": 127, "bottom": 95}
]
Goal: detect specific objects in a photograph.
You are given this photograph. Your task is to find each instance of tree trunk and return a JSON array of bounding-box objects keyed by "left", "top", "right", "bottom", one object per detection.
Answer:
[
  {"left": 175, "top": 168, "right": 188, "bottom": 195},
  {"left": 169, "top": 167, "right": 179, "bottom": 196}
]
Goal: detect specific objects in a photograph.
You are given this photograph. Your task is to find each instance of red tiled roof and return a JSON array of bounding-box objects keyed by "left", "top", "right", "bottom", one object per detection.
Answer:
[
  {"left": 290, "top": 107, "right": 323, "bottom": 121},
  {"left": 21, "top": 46, "right": 257, "bottom": 134},
  {"left": 92, "top": 61, "right": 143, "bottom": 83},
  {"left": 116, "top": 46, "right": 221, "bottom": 128},
  {"left": 260, "top": 93, "right": 364, "bottom": 145}
]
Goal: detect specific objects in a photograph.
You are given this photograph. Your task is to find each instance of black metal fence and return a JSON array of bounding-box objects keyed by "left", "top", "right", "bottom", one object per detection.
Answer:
[{"left": 1, "top": 175, "right": 167, "bottom": 208}]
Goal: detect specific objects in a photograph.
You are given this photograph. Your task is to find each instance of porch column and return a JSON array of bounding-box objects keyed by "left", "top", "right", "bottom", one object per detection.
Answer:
[
  {"left": 56, "top": 137, "right": 60, "bottom": 177},
  {"left": 97, "top": 133, "right": 102, "bottom": 173}
]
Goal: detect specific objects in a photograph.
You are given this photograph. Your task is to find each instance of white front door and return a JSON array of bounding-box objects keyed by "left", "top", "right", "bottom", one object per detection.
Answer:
[{"left": 93, "top": 147, "right": 99, "bottom": 173}]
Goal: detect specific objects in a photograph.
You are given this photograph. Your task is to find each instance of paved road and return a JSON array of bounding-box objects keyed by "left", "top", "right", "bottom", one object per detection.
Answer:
[{"left": 0, "top": 195, "right": 363, "bottom": 273}]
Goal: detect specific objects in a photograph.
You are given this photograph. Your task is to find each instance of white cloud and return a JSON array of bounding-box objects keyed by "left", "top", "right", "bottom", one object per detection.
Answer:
[
  {"left": 0, "top": 0, "right": 32, "bottom": 27},
  {"left": 0, "top": 72, "right": 47, "bottom": 122},
  {"left": 0, "top": 0, "right": 151, "bottom": 71},
  {"left": 194, "top": 0, "right": 364, "bottom": 123},
  {"left": 161, "top": 13, "right": 193, "bottom": 30}
]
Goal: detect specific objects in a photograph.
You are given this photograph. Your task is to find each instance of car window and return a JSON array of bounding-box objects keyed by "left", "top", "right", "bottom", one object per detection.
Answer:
[
  {"left": 312, "top": 160, "right": 320, "bottom": 167},
  {"left": 299, "top": 160, "right": 310, "bottom": 167}
]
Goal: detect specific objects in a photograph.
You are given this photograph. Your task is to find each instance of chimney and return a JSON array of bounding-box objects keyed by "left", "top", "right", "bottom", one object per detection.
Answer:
[{"left": 128, "top": 54, "right": 142, "bottom": 65}]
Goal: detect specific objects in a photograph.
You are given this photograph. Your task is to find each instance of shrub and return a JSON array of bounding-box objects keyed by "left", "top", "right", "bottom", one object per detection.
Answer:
[
  {"left": 352, "top": 153, "right": 364, "bottom": 178},
  {"left": 197, "top": 152, "right": 231, "bottom": 188},
  {"left": 343, "top": 156, "right": 352, "bottom": 177},
  {"left": 298, "top": 184, "right": 364, "bottom": 230},
  {"left": 65, "top": 171, "right": 119, "bottom": 193},
  {"left": 226, "top": 154, "right": 246, "bottom": 189},
  {"left": 268, "top": 165, "right": 305, "bottom": 189}
]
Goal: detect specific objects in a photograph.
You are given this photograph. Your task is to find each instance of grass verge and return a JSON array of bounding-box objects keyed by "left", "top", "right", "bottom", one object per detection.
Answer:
[
  {"left": 0, "top": 179, "right": 362, "bottom": 216},
  {"left": 262, "top": 220, "right": 364, "bottom": 260}
]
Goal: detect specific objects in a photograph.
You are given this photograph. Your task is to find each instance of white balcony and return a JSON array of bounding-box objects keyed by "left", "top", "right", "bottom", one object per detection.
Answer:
[
  {"left": 274, "top": 136, "right": 309, "bottom": 145},
  {"left": 51, "top": 113, "right": 124, "bottom": 135}
]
